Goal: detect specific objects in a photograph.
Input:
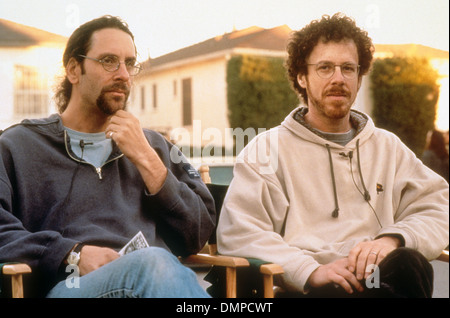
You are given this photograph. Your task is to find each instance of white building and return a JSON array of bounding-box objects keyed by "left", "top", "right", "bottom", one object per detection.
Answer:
[
  {"left": 0, "top": 19, "right": 67, "bottom": 130},
  {"left": 129, "top": 25, "right": 291, "bottom": 152}
]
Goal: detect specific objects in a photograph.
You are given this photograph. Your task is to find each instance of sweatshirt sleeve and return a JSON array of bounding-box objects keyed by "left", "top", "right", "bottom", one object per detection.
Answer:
[
  {"left": 377, "top": 144, "right": 449, "bottom": 260},
  {"left": 0, "top": 175, "right": 77, "bottom": 289},
  {"left": 217, "top": 159, "right": 319, "bottom": 293},
  {"left": 142, "top": 134, "right": 216, "bottom": 257}
]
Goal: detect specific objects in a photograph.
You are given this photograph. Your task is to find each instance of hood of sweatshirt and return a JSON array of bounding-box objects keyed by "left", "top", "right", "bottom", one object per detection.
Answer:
[
  {"left": 280, "top": 107, "right": 379, "bottom": 221},
  {"left": 281, "top": 106, "right": 376, "bottom": 151}
]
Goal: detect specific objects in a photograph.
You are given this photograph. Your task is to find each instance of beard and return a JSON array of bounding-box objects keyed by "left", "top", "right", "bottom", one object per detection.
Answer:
[
  {"left": 307, "top": 84, "right": 354, "bottom": 120},
  {"left": 96, "top": 82, "right": 130, "bottom": 115}
]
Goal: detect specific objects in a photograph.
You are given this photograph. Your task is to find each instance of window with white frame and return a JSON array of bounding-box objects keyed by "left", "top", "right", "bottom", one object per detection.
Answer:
[
  {"left": 140, "top": 85, "right": 146, "bottom": 111},
  {"left": 14, "top": 65, "right": 49, "bottom": 116},
  {"left": 182, "top": 78, "right": 192, "bottom": 126},
  {"left": 152, "top": 83, "right": 157, "bottom": 109}
]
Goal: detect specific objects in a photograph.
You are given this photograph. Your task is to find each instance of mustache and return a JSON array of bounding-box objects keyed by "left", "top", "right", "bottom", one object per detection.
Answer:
[
  {"left": 101, "top": 83, "right": 130, "bottom": 95},
  {"left": 325, "top": 87, "right": 350, "bottom": 96}
]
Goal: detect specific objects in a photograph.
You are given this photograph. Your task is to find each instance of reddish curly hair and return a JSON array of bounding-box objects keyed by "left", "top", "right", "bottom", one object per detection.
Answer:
[{"left": 286, "top": 13, "right": 374, "bottom": 103}]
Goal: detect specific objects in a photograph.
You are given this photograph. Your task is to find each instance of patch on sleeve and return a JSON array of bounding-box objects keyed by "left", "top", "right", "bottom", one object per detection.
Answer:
[{"left": 183, "top": 164, "right": 201, "bottom": 178}]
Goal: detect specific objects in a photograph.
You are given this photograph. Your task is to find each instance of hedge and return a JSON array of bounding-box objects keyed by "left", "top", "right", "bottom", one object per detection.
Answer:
[
  {"left": 227, "top": 55, "right": 299, "bottom": 136},
  {"left": 370, "top": 57, "right": 440, "bottom": 156}
]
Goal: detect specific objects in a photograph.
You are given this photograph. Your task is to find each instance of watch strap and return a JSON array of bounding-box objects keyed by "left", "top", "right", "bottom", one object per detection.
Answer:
[
  {"left": 66, "top": 243, "right": 84, "bottom": 265},
  {"left": 72, "top": 243, "right": 84, "bottom": 254}
]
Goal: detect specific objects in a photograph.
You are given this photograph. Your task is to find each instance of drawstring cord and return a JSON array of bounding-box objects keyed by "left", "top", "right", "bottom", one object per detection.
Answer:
[
  {"left": 325, "top": 144, "right": 340, "bottom": 218},
  {"left": 326, "top": 140, "right": 383, "bottom": 228},
  {"left": 355, "top": 139, "right": 371, "bottom": 201},
  {"left": 351, "top": 140, "right": 382, "bottom": 228}
]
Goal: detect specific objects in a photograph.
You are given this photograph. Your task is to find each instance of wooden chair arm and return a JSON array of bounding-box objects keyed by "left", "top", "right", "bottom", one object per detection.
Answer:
[
  {"left": 260, "top": 263, "right": 284, "bottom": 276},
  {"left": 184, "top": 253, "right": 249, "bottom": 267},
  {"left": 2, "top": 263, "right": 32, "bottom": 275},
  {"left": 2, "top": 263, "right": 32, "bottom": 298},
  {"left": 260, "top": 263, "right": 284, "bottom": 298},
  {"left": 436, "top": 249, "right": 449, "bottom": 262},
  {"left": 183, "top": 254, "right": 249, "bottom": 298}
]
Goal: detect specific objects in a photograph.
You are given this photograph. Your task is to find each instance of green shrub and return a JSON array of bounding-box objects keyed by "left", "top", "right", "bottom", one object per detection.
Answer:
[
  {"left": 227, "top": 55, "right": 299, "bottom": 134},
  {"left": 370, "top": 57, "right": 440, "bottom": 156}
]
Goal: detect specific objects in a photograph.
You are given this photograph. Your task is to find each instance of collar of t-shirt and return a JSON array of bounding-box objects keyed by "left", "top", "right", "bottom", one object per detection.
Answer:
[
  {"left": 316, "top": 128, "right": 356, "bottom": 146},
  {"left": 65, "top": 127, "right": 113, "bottom": 168}
]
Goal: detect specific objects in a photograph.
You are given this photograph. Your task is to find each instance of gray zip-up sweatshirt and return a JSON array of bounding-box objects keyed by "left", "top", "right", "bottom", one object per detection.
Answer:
[{"left": 0, "top": 114, "right": 215, "bottom": 296}]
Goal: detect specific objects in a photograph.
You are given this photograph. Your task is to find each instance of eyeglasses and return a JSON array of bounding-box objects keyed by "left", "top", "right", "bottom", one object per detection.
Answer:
[
  {"left": 78, "top": 54, "right": 142, "bottom": 76},
  {"left": 307, "top": 62, "right": 360, "bottom": 79}
]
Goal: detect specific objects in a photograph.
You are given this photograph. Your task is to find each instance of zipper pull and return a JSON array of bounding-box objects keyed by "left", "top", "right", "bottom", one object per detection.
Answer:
[{"left": 96, "top": 167, "right": 103, "bottom": 180}]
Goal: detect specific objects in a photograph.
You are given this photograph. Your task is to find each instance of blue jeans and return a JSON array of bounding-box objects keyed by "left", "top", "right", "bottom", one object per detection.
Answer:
[{"left": 46, "top": 247, "right": 210, "bottom": 298}]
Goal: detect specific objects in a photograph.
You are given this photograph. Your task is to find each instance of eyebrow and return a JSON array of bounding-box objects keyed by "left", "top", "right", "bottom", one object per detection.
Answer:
[
  {"left": 96, "top": 53, "right": 137, "bottom": 61},
  {"left": 313, "top": 60, "right": 357, "bottom": 64}
]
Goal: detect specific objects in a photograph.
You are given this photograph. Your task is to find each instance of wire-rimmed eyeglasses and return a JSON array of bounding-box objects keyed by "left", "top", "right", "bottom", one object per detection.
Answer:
[
  {"left": 307, "top": 62, "right": 360, "bottom": 79},
  {"left": 78, "top": 54, "right": 142, "bottom": 76}
]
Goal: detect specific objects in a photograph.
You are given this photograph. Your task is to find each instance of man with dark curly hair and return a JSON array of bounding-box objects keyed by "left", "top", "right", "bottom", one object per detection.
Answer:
[
  {"left": 217, "top": 13, "right": 448, "bottom": 297},
  {"left": 0, "top": 15, "right": 215, "bottom": 298}
]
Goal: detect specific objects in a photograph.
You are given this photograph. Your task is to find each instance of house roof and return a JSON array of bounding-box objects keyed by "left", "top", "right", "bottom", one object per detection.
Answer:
[
  {"left": 144, "top": 25, "right": 292, "bottom": 69},
  {"left": 374, "top": 43, "right": 449, "bottom": 59},
  {"left": 0, "top": 18, "right": 67, "bottom": 47},
  {"left": 141, "top": 25, "right": 448, "bottom": 74}
]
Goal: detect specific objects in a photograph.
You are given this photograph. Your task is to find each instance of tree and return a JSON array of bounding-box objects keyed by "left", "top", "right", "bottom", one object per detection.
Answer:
[{"left": 370, "top": 57, "right": 440, "bottom": 156}]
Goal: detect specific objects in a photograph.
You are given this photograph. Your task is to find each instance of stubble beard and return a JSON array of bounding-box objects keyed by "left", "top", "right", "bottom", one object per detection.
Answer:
[
  {"left": 306, "top": 84, "right": 353, "bottom": 120},
  {"left": 96, "top": 83, "right": 130, "bottom": 115},
  {"left": 309, "top": 95, "right": 350, "bottom": 120}
]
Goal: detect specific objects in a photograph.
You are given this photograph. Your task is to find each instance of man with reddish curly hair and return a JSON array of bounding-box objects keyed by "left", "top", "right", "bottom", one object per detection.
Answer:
[
  {"left": 286, "top": 13, "right": 374, "bottom": 105},
  {"left": 217, "top": 13, "right": 448, "bottom": 297}
]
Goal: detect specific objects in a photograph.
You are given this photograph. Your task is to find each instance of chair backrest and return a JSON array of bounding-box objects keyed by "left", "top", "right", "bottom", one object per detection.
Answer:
[
  {"left": 199, "top": 165, "right": 229, "bottom": 255},
  {"left": 205, "top": 183, "right": 229, "bottom": 248}
]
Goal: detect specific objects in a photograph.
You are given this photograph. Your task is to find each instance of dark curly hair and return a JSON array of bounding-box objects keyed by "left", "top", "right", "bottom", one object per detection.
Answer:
[
  {"left": 54, "top": 15, "right": 135, "bottom": 113},
  {"left": 286, "top": 13, "right": 374, "bottom": 103}
]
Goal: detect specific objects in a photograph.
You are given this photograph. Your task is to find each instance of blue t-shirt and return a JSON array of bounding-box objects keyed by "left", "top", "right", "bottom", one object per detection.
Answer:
[{"left": 65, "top": 127, "right": 113, "bottom": 168}]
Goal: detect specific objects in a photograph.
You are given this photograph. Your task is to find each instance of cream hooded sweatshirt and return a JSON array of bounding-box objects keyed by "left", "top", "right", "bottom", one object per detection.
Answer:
[{"left": 217, "top": 107, "right": 449, "bottom": 293}]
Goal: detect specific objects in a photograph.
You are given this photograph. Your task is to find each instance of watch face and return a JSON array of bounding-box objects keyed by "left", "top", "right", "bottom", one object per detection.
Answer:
[{"left": 67, "top": 251, "right": 80, "bottom": 265}]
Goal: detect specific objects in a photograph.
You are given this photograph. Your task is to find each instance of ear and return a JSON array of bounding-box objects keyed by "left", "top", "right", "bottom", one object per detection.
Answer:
[
  {"left": 66, "top": 57, "right": 81, "bottom": 84},
  {"left": 297, "top": 74, "right": 307, "bottom": 88}
]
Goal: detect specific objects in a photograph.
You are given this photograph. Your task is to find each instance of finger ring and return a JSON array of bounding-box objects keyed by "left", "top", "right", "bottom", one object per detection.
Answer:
[
  {"left": 370, "top": 251, "right": 377, "bottom": 255},
  {"left": 109, "top": 131, "right": 114, "bottom": 138}
]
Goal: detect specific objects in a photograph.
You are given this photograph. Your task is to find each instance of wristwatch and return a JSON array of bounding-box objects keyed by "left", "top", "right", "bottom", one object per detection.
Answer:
[{"left": 66, "top": 243, "right": 84, "bottom": 266}]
